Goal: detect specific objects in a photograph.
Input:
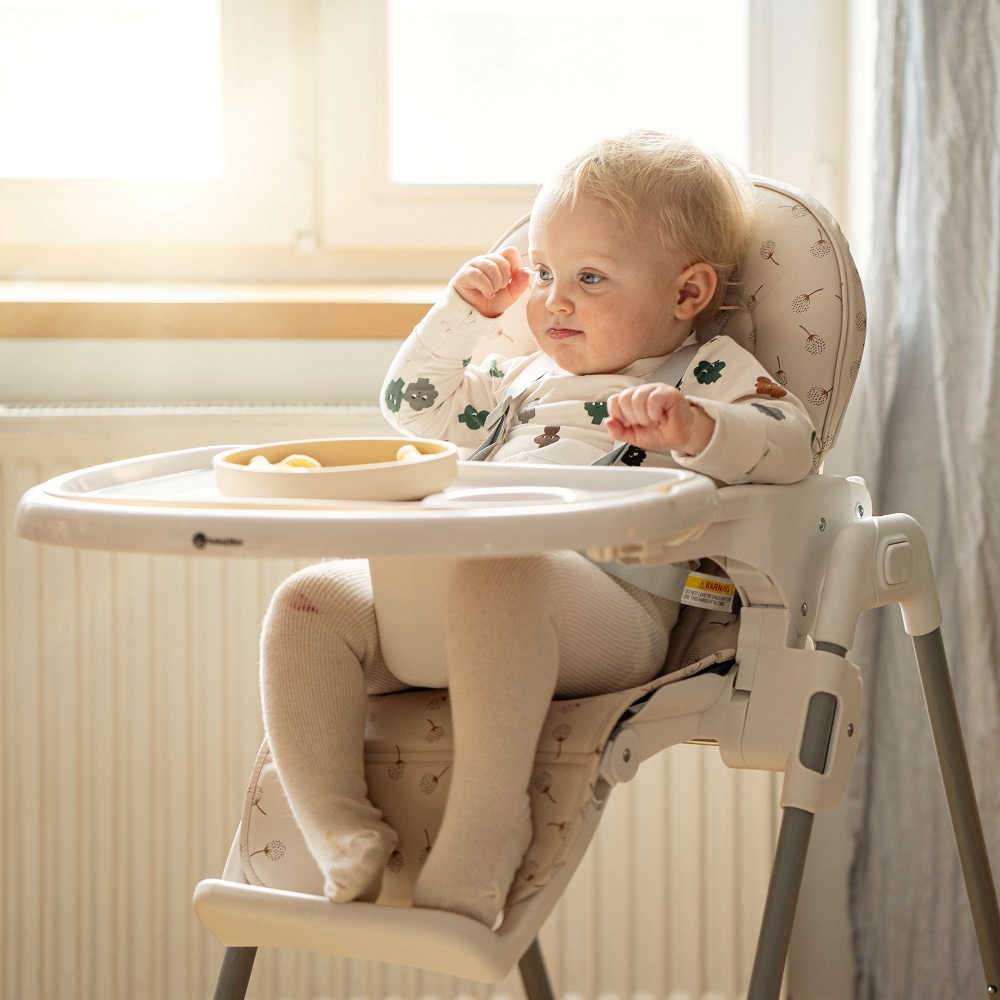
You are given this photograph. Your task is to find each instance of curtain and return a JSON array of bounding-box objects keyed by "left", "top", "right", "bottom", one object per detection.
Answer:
[{"left": 839, "top": 0, "right": 1000, "bottom": 994}]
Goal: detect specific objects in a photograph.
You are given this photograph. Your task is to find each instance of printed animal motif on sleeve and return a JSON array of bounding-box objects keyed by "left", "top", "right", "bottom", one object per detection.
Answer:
[
  {"left": 750, "top": 402, "right": 786, "bottom": 420},
  {"left": 459, "top": 405, "right": 490, "bottom": 430},
  {"left": 620, "top": 446, "right": 647, "bottom": 467},
  {"left": 384, "top": 377, "right": 405, "bottom": 413},
  {"left": 405, "top": 378, "right": 439, "bottom": 411},
  {"left": 534, "top": 426, "right": 561, "bottom": 448},
  {"left": 755, "top": 376, "right": 787, "bottom": 399},
  {"left": 694, "top": 359, "right": 726, "bottom": 385}
]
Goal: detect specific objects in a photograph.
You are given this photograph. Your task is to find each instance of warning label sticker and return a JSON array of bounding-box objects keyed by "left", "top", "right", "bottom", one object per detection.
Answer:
[{"left": 681, "top": 572, "right": 737, "bottom": 612}]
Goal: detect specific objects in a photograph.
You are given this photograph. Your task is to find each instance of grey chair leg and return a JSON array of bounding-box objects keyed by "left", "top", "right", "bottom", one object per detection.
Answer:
[
  {"left": 913, "top": 627, "right": 1000, "bottom": 994},
  {"left": 519, "top": 936, "right": 556, "bottom": 1000},
  {"left": 746, "top": 806, "right": 814, "bottom": 1000},
  {"left": 213, "top": 946, "right": 257, "bottom": 1000},
  {"left": 747, "top": 686, "right": 839, "bottom": 999}
]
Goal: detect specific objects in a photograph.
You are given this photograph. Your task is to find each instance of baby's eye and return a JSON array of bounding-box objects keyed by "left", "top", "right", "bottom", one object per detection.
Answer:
[
  {"left": 533, "top": 266, "right": 553, "bottom": 282},
  {"left": 580, "top": 272, "right": 604, "bottom": 285}
]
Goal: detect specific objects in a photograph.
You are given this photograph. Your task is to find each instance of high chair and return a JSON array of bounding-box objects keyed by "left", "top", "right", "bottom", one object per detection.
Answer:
[
  {"left": 15, "top": 177, "right": 1000, "bottom": 1000},
  {"left": 194, "top": 176, "right": 1000, "bottom": 999}
]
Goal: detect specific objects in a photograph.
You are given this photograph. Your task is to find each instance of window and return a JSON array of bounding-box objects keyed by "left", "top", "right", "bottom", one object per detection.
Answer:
[
  {"left": 385, "top": 0, "right": 749, "bottom": 186},
  {"left": 0, "top": 0, "right": 854, "bottom": 283},
  {"left": 0, "top": 0, "right": 223, "bottom": 180}
]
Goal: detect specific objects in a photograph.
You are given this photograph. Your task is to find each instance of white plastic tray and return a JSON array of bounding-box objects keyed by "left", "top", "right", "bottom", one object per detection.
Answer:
[{"left": 15, "top": 444, "right": 719, "bottom": 560}]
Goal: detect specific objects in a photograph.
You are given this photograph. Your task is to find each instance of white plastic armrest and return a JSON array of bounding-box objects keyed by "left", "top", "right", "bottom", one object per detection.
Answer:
[{"left": 813, "top": 513, "right": 943, "bottom": 651}]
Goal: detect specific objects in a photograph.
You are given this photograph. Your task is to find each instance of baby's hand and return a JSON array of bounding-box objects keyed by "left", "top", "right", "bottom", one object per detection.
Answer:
[
  {"left": 452, "top": 246, "right": 531, "bottom": 319},
  {"left": 606, "top": 384, "right": 715, "bottom": 456}
]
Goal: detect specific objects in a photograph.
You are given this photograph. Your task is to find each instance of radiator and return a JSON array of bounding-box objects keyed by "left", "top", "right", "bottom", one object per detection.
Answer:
[{"left": 1, "top": 406, "right": 782, "bottom": 1000}]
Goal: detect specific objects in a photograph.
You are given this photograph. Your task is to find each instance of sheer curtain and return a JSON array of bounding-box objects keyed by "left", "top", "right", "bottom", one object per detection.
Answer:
[{"left": 839, "top": 0, "right": 1000, "bottom": 994}]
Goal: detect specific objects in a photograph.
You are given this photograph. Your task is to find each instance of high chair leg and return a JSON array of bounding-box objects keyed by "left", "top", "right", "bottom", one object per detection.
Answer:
[
  {"left": 213, "top": 946, "right": 257, "bottom": 1000},
  {"left": 518, "top": 936, "right": 556, "bottom": 1000},
  {"left": 746, "top": 806, "right": 814, "bottom": 1000},
  {"left": 913, "top": 628, "right": 1000, "bottom": 994},
  {"left": 747, "top": 688, "right": 846, "bottom": 1000},
  {"left": 747, "top": 677, "right": 840, "bottom": 999}
]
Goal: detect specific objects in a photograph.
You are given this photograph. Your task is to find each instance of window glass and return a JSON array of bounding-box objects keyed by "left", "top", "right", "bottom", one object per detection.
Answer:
[
  {"left": 0, "top": 0, "right": 222, "bottom": 179},
  {"left": 387, "top": 0, "right": 750, "bottom": 185}
]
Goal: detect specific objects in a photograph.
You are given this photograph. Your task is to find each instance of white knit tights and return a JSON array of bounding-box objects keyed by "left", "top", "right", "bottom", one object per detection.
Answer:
[{"left": 260, "top": 554, "right": 678, "bottom": 925}]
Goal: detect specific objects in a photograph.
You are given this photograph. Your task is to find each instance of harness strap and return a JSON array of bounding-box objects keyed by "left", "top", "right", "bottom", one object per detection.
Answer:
[{"left": 466, "top": 354, "right": 555, "bottom": 462}]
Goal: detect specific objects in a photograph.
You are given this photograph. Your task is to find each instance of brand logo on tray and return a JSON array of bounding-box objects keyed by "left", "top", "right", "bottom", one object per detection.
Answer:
[{"left": 192, "top": 532, "right": 244, "bottom": 549}]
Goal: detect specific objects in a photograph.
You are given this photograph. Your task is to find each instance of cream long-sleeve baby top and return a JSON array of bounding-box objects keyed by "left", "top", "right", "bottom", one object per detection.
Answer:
[{"left": 382, "top": 287, "right": 816, "bottom": 485}]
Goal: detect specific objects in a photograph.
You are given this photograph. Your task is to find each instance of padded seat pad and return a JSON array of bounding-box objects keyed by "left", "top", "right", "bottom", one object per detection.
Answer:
[{"left": 240, "top": 607, "right": 738, "bottom": 908}]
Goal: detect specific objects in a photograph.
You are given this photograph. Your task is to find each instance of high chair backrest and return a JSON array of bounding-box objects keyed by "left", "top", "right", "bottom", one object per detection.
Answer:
[{"left": 481, "top": 176, "right": 866, "bottom": 470}]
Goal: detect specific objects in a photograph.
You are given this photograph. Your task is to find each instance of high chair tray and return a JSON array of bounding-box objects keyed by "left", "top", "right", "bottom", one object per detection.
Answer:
[{"left": 16, "top": 444, "right": 718, "bottom": 559}]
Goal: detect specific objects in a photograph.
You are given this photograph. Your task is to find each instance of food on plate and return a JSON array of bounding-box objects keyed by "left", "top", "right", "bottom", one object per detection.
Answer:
[
  {"left": 244, "top": 445, "right": 426, "bottom": 470},
  {"left": 395, "top": 444, "right": 422, "bottom": 462},
  {"left": 279, "top": 454, "right": 322, "bottom": 468},
  {"left": 248, "top": 453, "right": 322, "bottom": 470}
]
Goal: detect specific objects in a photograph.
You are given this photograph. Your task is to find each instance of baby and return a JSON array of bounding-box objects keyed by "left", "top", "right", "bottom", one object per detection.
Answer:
[{"left": 260, "top": 131, "right": 815, "bottom": 928}]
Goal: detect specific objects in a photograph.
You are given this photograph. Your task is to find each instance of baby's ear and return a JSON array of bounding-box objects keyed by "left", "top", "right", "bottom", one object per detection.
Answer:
[{"left": 674, "top": 263, "right": 718, "bottom": 320}]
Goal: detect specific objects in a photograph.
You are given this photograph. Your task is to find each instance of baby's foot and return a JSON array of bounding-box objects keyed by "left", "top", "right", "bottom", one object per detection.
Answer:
[
  {"left": 320, "top": 826, "right": 398, "bottom": 904},
  {"left": 412, "top": 806, "right": 533, "bottom": 926}
]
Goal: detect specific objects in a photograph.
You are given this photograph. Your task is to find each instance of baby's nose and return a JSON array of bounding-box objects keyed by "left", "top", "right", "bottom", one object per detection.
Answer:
[{"left": 545, "top": 284, "right": 573, "bottom": 313}]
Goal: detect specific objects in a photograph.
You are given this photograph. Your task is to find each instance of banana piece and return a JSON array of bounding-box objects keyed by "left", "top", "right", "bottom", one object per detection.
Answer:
[
  {"left": 278, "top": 454, "right": 322, "bottom": 469},
  {"left": 395, "top": 444, "right": 422, "bottom": 462}
]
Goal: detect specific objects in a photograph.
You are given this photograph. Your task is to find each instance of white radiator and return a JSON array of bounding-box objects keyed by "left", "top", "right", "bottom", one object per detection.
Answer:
[{"left": 1, "top": 406, "right": 782, "bottom": 1000}]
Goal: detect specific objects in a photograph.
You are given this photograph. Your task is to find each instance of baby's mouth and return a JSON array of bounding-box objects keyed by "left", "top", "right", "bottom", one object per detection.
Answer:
[{"left": 547, "top": 327, "right": 583, "bottom": 340}]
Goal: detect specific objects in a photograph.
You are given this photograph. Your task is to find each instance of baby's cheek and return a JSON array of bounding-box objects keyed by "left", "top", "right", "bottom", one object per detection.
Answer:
[{"left": 524, "top": 299, "right": 539, "bottom": 332}]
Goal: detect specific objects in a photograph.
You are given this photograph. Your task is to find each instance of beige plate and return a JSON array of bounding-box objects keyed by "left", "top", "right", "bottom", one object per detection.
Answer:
[{"left": 213, "top": 437, "right": 458, "bottom": 501}]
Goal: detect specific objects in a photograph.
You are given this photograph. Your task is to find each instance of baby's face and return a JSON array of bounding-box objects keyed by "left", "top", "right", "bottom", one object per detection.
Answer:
[{"left": 526, "top": 194, "right": 691, "bottom": 375}]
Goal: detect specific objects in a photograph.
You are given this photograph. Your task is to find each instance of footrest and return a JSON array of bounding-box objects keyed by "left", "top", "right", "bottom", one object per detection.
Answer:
[{"left": 194, "top": 880, "right": 536, "bottom": 983}]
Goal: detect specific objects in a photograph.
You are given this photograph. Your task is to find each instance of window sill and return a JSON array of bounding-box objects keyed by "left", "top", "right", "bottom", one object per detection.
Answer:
[{"left": 0, "top": 281, "right": 441, "bottom": 339}]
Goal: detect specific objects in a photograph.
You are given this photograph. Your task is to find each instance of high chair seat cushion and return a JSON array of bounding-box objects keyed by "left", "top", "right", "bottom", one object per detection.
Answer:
[
  {"left": 240, "top": 606, "right": 738, "bottom": 907},
  {"left": 695, "top": 180, "right": 866, "bottom": 468}
]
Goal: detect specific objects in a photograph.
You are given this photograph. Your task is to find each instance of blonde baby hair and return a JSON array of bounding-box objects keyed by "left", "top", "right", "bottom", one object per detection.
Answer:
[{"left": 538, "top": 131, "right": 755, "bottom": 318}]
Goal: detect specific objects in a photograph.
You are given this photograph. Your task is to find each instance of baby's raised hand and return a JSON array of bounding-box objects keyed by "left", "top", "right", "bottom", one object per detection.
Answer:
[
  {"left": 452, "top": 246, "right": 531, "bottom": 318},
  {"left": 606, "top": 384, "right": 715, "bottom": 456}
]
